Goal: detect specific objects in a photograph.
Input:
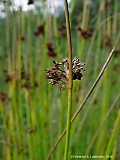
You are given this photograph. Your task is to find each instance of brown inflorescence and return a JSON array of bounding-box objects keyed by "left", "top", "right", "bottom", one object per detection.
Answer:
[
  {"left": 20, "top": 36, "right": 25, "bottom": 41},
  {"left": 58, "top": 24, "right": 66, "bottom": 31},
  {"left": 5, "top": 75, "right": 12, "bottom": 83},
  {"left": 105, "top": 35, "right": 112, "bottom": 48},
  {"left": 45, "top": 57, "right": 85, "bottom": 89},
  {"left": 21, "top": 71, "right": 30, "bottom": 81},
  {"left": 2, "top": 67, "right": 38, "bottom": 90},
  {"left": 47, "top": 42, "right": 57, "bottom": 58},
  {"left": 58, "top": 23, "right": 66, "bottom": 38},
  {"left": 22, "top": 82, "right": 31, "bottom": 89},
  {"left": 0, "top": 92, "right": 11, "bottom": 103},
  {"left": 34, "top": 23, "right": 45, "bottom": 36},
  {"left": 28, "top": 126, "right": 36, "bottom": 134},
  {"left": 3, "top": 69, "right": 12, "bottom": 83},
  {"left": 59, "top": 31, "right": 66, "bottom": 37},
  {"left": 76, "top": 26, "right": 93, "bottom": 39},
  {"left": 104, "top": 0, "right": 111, "bottom": 8},
  {"left": 34, "top": 81, "right": 39, "bottom": 87}
]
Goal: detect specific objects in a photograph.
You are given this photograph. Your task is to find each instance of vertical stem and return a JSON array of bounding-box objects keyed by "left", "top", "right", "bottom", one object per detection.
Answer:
[
  {"left": 5, "top": 2, "right": 11, "bottom": 73},
  {"left": 64, "top": 0, "right": 73, "bottom": 160}
]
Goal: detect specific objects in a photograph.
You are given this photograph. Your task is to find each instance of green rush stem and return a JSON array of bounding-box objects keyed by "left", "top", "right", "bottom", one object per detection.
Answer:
[
  {"left": 27, "top": 12, "right": 33, "bottom": 84},
  {"left": 5, "top": 2, "right": 11, "bottom": 72},
  {"left": 12, "top": 11, "right": 17, "bottom": 70},
  {"left": 53, "top": 12, "right": 61, "bottom": 60},
  {"left": 95, "top": 4, "right": 111, "bottom": 154},
  {"left": 17, "top": 16, "right": 25, "bottom": 158},
  {"left": 79, "top": 0, "right": 87, "bottom": 59},
  {"left": 82, "top": 0, "right": 87, "bottom": 29},
  {"left": 104, "top": 108, "right": 120, "bottom": 159},
  {"left": 64, "top": 0, "right": 73, "bottom": 160},
  {"left": 24, "top": 89, "right": 34, "bottom": 160},
  {"left": 8, "top": 83, "right": 18, "bottom": 160},
  {"left": 0, "top": 102, "right": 11, "bottom": 160},
  {"left": 113, "top": 0, "right": 118, "bottom": 38},
  {"left": 111, "top": 141, "right": 117, "bottom": 160},
  {"left": 64, "top": 91, "right": 72, "bottom": 160}
]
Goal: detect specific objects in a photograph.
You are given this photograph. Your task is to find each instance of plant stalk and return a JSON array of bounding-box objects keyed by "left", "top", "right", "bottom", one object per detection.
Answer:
[{"left": 64, "top": 0, "right": 73, "bottom": 160}]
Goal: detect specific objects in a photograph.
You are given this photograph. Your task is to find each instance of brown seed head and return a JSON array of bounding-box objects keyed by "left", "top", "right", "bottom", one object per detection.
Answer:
[{"left": 45, "top": 57, "right": 85, "bottom": 89}]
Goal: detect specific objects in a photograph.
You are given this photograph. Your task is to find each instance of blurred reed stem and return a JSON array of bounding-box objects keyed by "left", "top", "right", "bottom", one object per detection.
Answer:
[
  {"left": 5, "top": 2, "right": 11, "bottom": 72},
  {"left": 57, "top": 91, "right": 67, "bottom": 160},
  {"left": 79, "top": 0, "right": 87, "bottom": 59},
  {"left": 104, "top": 107, "right": 120, "bottom": 159},
  {"left": 12, "top": 11, "right": 17, "bottom": 70},
  {"left": 8, "top": 81, "right": 18, "bottom": 160},
  {"left": 0, "top": 101, "right": 11, "bottom": 160},
  {"left": 113, "top": 0, "right": 118, "bottom": 38},
  {"left": 24, "top": 89, "right": 34, "bottom": 160},
  {"left": 95, "top": 2, "right": 111, "bottom": 153},
  {"left": 16, "top": 10, "right": 26, "bottom": 159},
  {"left": 111, "top": 141, "right": 117, "bottom": 160}
]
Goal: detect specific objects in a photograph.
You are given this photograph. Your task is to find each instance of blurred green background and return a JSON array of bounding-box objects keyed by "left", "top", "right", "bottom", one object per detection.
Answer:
[{"left": 0, "top": 0, "right": 120, "bottom": 159}]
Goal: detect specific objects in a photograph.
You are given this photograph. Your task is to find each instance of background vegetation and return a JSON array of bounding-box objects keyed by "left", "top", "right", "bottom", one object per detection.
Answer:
[{"left": 0, "top": 0, "right": 120, "bottom": 159}]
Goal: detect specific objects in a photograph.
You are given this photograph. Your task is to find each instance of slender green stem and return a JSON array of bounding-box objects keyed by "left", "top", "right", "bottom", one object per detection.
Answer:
[{"left": 64, "top": 0, "right": 73, "bottom": 160}]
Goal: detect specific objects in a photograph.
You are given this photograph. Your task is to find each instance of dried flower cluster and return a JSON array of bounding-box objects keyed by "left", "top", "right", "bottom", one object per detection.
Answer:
[
  {"left": 58, "top": 24, "right": 66, "bottom": 38},
  {"left": 104, "top": 0, "right": 111, "bottom": 8},
  {"left": 0, "top": 92, "right": 11, "bottom": 103},
  {"left": 20, "top": 36, "right": 25, "bottom": 41},
  {"left": 76, "top": 26, "right": 93, "bottom": 39},
  {"left": 34, "top": 23, "right": 45, "bottom": 36},
  {"left": 3, "top": 69, "right": 38, "bottom": 90},
  {"left": 45, "top": 57, "right": 85, "bottom": 89},
  {"left": 104, "top": 35, "right": 112, "bottom": 47},
  {"left": 47, "top": 42, "right": 57, "bottom": 58},
  {"left": 104, "top": 35, "right": 120, "bottom": 56}
]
